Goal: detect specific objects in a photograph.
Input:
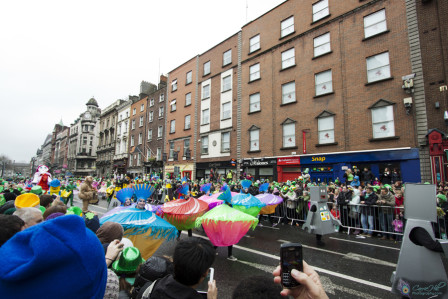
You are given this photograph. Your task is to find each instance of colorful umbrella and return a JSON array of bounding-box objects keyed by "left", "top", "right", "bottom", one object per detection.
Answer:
[
  {"left": 100, "top": 207, "right": 177, "bottom": 259},
  {"left": 195, "top": 204, "right": 258, "bottom": 246},
  {"left": 198, "top": 195, "right": 224, "bottom": 210},
  {"left": 255, "top": 193, "right": 283, "bottom": 215},
  {"left": 231, "top": 193, "right": 266, "bottom": 217},
  {"left": 162, "top": 198, "right": 209, "bottom": 230}
]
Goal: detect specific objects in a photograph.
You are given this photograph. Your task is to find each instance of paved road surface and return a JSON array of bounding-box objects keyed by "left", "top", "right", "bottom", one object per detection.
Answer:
[{"left": 73, "top": 196, "right": 401, "bottom": 298}]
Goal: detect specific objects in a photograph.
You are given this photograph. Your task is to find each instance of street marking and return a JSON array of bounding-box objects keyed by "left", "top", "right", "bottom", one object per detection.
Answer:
[
  {"left": 73, "top": 199, "right": 107, "bottom": 210},
  {"left": 278, "top": 239, "right": 396, "bottom": 267},
  {"left": 321, "top": 276, "right": 383, "bottom": 298},
  {"left": 329, "top": 237, "right": 400, "bottom": 251},
  {"left": 192, "top": 233, "right": 391, "bottom": 292}
]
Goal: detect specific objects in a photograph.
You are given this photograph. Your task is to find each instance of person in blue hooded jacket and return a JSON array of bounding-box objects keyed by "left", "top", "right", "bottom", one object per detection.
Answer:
[{"left": 350, "top": 175, "right": 360, "bottom": 188}]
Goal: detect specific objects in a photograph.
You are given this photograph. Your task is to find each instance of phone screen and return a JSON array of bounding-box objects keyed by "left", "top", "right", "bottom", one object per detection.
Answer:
[
  {"left": 281, "top": 243, "right": 303, "bottom": 288},
  {"left": 196, "top": 267, "right": 214, "bottom": 294}
]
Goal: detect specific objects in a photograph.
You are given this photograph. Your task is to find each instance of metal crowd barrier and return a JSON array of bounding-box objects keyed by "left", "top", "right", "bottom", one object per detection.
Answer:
[{"left": 266, "top": 200, "right": 448, "bottom": 240}]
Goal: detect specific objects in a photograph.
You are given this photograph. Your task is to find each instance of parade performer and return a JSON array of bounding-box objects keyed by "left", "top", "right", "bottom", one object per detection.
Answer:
[
  {"left": 100, "top": 205, "right": 177, "bottom": 259},
  {"left": 198, "top": 182, "right": 225, "bottom": 210},
  {"left": 162, "top": 180, "right": 208, "bottom": 240},
  {"left": 62, "top": 179, "right": 76, "bottom": 206},
  {"left": 78, "top": 176, "right": 97, "bottom": 213},
  {"left": 31, "top": 165, "right": 52, "bottom": 193},
  {"left": 256, "top": 183, "right": 283, "bottom": 226},
  {"left": 49, "top": 179, "right": 61, "bottom": 196}
]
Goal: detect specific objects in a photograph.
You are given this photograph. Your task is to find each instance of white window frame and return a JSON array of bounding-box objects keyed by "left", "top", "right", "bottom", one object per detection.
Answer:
[
  {"left": 222, "top": 75, "right": 231, "bottom": 92},
  {"left": 249, "top": 93, "right": 261, "bottom": 113},
  {"left": 283, "top": 122, "right": 296, "bottom": 148},
  {"left": 140, "top": 104, "right": 144, "bottom": 112},
  {"left": 171, "top": 79, "right": 178, "bottom": 92},
  {"left": 372, "top": 105, "right": 395, "bottom": 138},
  {"left": 159, "top": 93, "right": 164, "bottom": 102},
  {"left": 159, "top": 106, "right": 164, "bottom": 118},
  {"left": 130, "top": 135, "right": 134, "bottom": 147},
  {"left": 158, "top": 126, "right": 163, "bottom": 138},
  {"left": 156, "top": 148, "right": 161, "bottom": 161},
  {"left": 202, "top": 108, "right": 210, "bottom": 125},
  {"left": 318, "top": 116, "right": 335, "bottom": 144},
  {"left": 222, "top": 102, "right": 231, "bottom": 120},
  {"left": 249, "top": 34, "right": 260, "bottom": 53},
  {"left": 201, "top": 136, "right": 209, "bottom": 155},
  {"left": 203, "top": 61, "right": 210, "bottom": 76},
  {"left": 148, "top": 129, "right": 152, "bottom": 141},
  {"left": 138, "top": 133, "right": 142, "bottom": 145},
  {"left": 185, "top": 114, "right": 191, "bottom": 130},
  {"left": 170, "top": 120, "right": 175, "bottom": 133},
  {"left": 249, "top": 63, "right": 260, "bottom": 81},
  {"left": 223, "top": 49, "right": 232, "bottom": 66},
  {"left": 315, "top": 70, "right": 333, "bottom": 96},
  {"left": 221, "top": 132, "right": 230, "bottom": 152},
  {"left": 133, "top": 108, "right": 136, "bottom": 115},
  {"left": 149, "top": 111, "right": 154, "bottom": 122},
  {"left": 131, "top": 119, "right": 135, "bottom": 130},
  {"left": 170, "top": 99, "right": 176, "bottom": 112},
  {"left": 185, "top": 93, "right": 191, "bottom": 106},
  {"left": 314, "top": 32, "right": 331, "bottom": 57},
  {"left": 281, "top": 16, "right": 294, "bottom": 38},
  {"left": 186, "top": 71, "right": 192, "bottom": 84},
  {"left": 249, "top": 129, "right": 260, "bottom": 151},
  {"left": 282, "top": 81, "right": 296, "bottom": 104},
  {"left": 202, "top": 84, "right": 210, "bottom": 99},
  {"left": 150, "top": 98, "right": 154, "bottom": 107},
  {"left": 281, "top": 48, "right": 295, "bottom": 69},
  {"left": 364, "top": 9, "right": 387, "bottom": 38},
  {"left": 366, "top": 52, "right": 391, "bottom": 83},
  {"left": 313, "top": 0, "right": 329, "bottom": 22},
  {"left": 139, "top": 116, "right": 144, "bottom": 127}
]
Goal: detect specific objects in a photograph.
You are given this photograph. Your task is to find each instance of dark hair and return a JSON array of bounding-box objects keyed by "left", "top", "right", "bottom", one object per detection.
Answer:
[
  {"left": 39, "top": 195, "right": 53, "bottom": 208},
  {"left": 0, "top": 215, "right": 24, "bottom": 247},
  {"left": 3, "top": 192, "right": 17, "bottom": 202},
  {"left": 43, "top": 205, "right": 68, "bottom": 220},
  {"left": 173, "top": 237, "right": 215, "bottom": 286},
  {"left": 131, "top": 256, "right": 173, "bottom": 298},
  {"left": 366, "top": 186, "right": 374, "bottom": 191},
  {"left": 232, "top": 276, "right": 283, "bottom": 299}
]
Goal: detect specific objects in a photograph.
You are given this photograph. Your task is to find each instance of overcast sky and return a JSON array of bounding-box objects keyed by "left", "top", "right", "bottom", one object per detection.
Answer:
[{"left": 0, "top": 0, "right": 285, "bottom": 163}]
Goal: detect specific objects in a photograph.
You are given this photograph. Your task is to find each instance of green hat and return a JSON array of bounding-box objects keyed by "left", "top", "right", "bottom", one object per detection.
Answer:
[
  {"left": 384, "top": 184, "right": 391, "bottom": 190},
  {"left": 66, "top": 206, "right": 83, "bottom": 216},
  {"left": 39, "top": 206, "right": 46, "bottom": 214},
  {"left": 281, "top": 186, "right": 289, "bottom": 193},
  {"left": 424, "top": 182, "right": 431, "bottom": 185},
  {"left": 112, "top": 247, "right": 145, "bottom": 274},
  {"left": 0, "top": 186, "right": 3, "bottom": 193},
  {"left": 437, "top": 194, "right": 447, "bottom": 202},
  {"left": 30, "top": 186, "right": 43, "bottom": 195}
]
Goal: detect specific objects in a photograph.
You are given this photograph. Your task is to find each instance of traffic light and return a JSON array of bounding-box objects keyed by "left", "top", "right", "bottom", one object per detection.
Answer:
[{"left": 230, "top": 159, "right": 236, "bottom": 167}]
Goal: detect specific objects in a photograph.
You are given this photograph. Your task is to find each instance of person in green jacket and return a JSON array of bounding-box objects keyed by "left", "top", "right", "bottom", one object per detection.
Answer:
[{"left": 64, "top": 180, "right": 77, "bottom": 207}]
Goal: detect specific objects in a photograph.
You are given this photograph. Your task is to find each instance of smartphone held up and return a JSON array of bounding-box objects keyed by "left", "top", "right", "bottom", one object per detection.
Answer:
[{"left": 280, "top": 243, "right": 303, "bottom": 288}]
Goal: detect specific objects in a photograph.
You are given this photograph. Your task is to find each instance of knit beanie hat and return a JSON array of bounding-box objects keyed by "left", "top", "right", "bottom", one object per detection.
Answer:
[{"left": 0, "top": 215, "right": 108, "bottom": 298}]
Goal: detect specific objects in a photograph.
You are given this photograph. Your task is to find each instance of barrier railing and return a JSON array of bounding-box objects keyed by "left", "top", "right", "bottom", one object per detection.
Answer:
[{"left": 265, "top": 200, "right": 448, "bottom": 240}]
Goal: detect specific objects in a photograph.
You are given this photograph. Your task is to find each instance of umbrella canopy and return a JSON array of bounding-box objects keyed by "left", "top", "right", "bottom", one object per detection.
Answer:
[
  {"left": 195, "top": 204, "right": 258, "bottom": 246},
  {"left": 255, "top": 193, "right": 283, "bottom": 215},
  {"left": 198, "top": 195, "right": 224, "bottom": 210},
  {"left": 100, "top": 207, "right": 177, "bottom": 259},
  {"left": 162, "top": 198, "right": 209, "bottom": 230},
  {"left": 231, "top": 193, "right": 266, "bottom": 217}
]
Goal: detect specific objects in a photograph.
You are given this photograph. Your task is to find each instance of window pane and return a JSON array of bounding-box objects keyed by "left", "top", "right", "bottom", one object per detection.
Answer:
[
  {"left": 372, "top": 105, "right": 393, "bottom": 123},
  {"left": 250, "top": 35, "right": 260, "bottom": 52},
  {"left": 314, "top": 33, "right": 331, "bottom": 57},
  {"left": 223, "top": 50, "right": 232, "bottom": 65},
  {"left": 283, "top": 123, "right": 295, "bottom": 147},
  {"left": 222, "top": 102, "right": 231, "bottom": 119},
  {"left": 202, "top": 84, "right": 210, "bottom": 99},
  {"left": 185, "top": 115, "right": 191, "bottom": 129},
  {"left": 372, "top": 106, "right": 394, "bottom": 138},
  {"left": 250, "top": 63, "right": 260, "bottom": 81},
  {"left": 204, "top": 61, "right": 210, "bottom": 75},
  {"left": 222, "top": 132, "right": 230, "bottom": 151},
  {"left": 364, "top": 10, "right": 387, "bottom": 38},
  {"left": 223, "top": 76, "right": 231, "bottom": 91},
  {"left": 318, "top": 116, "right": 334, "bottom": 144},
  {"left": 281, "top": 16, "right": 294, "bottom": 37},
  {"left": 315, "top": 70, "right": 333, "bottom": 95},
  {"left": 282, "top": 48, "right": 295, "bottom": 69},
  {"left": 249, "top": 93, "right": 260, "bottom": 112},
  {"left": 282, "top": 82, "right": 296, "bottom": 104},
  {"left": 186, "top": 93, "right": 191, "bottom": 105},
  {"left": 313, "top": 0, "right": 329, "bottom": 22},
  {"left": 202, "top": 109, "right": 209, "bottom": 124},
  {"left": 201, "top": 136, "right": 209, "bottom": 154},
  {"left": 250, "top": 129, "right": 259, "bottom": 151},
  {"left": 186, "top": 71, "right": 192, "bottom": 84},
  {"left": 170, "top": 120, "right": 175, "bottom": 133},
  {"left": 367, "top": 52, "right": 390, "bottom": 82}
]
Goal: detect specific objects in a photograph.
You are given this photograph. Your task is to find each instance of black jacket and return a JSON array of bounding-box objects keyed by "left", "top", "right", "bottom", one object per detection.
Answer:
[
  {"left": 146, "top": 275, "right": 203, "bottom": 299},
  {"left": 361, "top": 170, "right": 374, "bottom": 182},
  {"left": 361, "top": 192, "right": 378, "bottom": 215}
]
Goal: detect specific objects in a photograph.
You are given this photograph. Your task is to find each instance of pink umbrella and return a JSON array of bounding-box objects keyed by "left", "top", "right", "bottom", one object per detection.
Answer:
[{"left": 198, "top": 194, "right": 224, "bottom": 210}]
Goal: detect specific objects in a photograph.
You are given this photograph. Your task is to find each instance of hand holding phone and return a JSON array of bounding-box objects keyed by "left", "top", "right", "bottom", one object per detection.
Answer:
[{"left": 280, "top": 243, "right": 303, "bottom": 288}]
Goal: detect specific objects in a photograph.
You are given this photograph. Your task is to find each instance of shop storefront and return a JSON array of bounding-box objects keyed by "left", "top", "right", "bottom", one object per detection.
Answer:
[
  {"left": 196, "top": 161, "right": 237, "bottom": 181},
  {"left": 164, "top": 163, "right": 194, "bottom": 180},
  {"left": 241, "top": 158, "right": 277, "bottom": 182},
  {"left": 300, "top": 148, "right": 421, "bottom": 183},
  {"left": 277, "top": 157, "right": 301, "bottom": 182}
]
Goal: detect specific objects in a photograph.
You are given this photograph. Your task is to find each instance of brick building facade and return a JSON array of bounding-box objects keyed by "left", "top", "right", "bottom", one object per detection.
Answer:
[{"left": 127, "top": 96, "right": 149, "bottom": 176}]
